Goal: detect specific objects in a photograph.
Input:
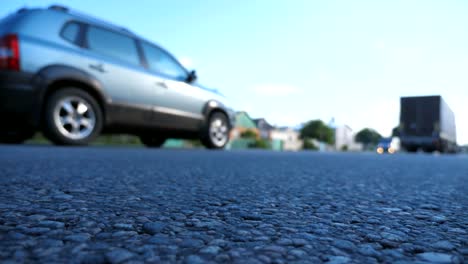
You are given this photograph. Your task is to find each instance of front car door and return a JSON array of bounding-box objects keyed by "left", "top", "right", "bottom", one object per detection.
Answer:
[{"left": 139, "top": 41, "right": 206, "bottom": 131}]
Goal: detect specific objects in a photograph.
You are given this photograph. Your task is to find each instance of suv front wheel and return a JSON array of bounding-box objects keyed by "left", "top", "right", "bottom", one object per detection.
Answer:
[
  {"left": 43, "top": 88, "right": 103, "bottom": 146},
  {"left": 201, "top": 112, "right": 230, "bottom": 149}
]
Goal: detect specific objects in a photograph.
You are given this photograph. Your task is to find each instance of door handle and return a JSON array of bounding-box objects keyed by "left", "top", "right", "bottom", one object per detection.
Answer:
[
  {"left": 89, "top": 63, "right": 106, "bottom": 73},
  {"left": 155, "top": 81, "right": 168, "bottom": 88}
]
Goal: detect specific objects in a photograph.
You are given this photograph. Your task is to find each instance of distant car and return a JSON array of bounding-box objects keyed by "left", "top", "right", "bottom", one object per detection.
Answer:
[
  {"left": 0, "top": 5, "right": 234, "bottom": 149},
  {"left": 376, "top": 137, "right": 400, "bottom": 154}
]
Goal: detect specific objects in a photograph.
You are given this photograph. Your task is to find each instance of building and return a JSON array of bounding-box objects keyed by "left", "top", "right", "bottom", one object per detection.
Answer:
[
  {"left": 335, "top": 125, "right": 363, "bottom": 151},
  {"left": 270, "top": 127, "right": 303, "bottom": 151},
  {"left": 229, "top": 111, "right": 260, "bottom": 140},
  {"left": 254, "top": 118, "right": 275, "bottom": 139}
]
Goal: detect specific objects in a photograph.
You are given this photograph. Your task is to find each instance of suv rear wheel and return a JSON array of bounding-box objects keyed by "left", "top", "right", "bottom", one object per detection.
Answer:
[
  {"left": 201, "top": 112, "right": 230, "bottom": 149},
  {"left": 43, "top": 88, "right": 103, "bottom": 145}
]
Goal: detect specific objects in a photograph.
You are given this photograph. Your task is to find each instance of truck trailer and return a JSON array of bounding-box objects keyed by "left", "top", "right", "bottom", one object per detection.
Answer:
[{"left": 399, "top": 95, "right": 457, "bottom": 153}]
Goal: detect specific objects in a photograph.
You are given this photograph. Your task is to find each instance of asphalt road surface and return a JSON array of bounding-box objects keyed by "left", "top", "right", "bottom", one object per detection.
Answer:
[{"left": 0, "top": 146, "right": 467, "bottom": 264}]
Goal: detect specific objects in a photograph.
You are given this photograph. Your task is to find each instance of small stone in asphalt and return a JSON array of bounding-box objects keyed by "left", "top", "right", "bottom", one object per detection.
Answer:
[
  {"left": 326, "top": 256, "right": 350, "bottom": 264},
  {"left": 8, "top": 232, "right": 27, "bottom": 240},
  {"left": 112, "top": 231, "right": 138, "bottom": 237},
  {"left": 262, "top": 245, "right": 287, "bottom": 254},
  {"left": 420, "top": 204, "right": 441, "bottom": 211},
  {"left": 27, "top": 214, "right": 47, "bottom": 221},
  {"left": 40, "top": 239, "right": 64, "bottom": 247},
  {"left": 180, "top": 238, "right": 205, "bottom": 248},
  {"left": 22, "top": 227, "right": 50, "bottom": 236},
  {"left": 52, "top": 194, "right": 73, "bottom": 200},
  {"left": 38, "top": 220, "right": 65, "bottom": 229},
  {"left": 358, "top": 244, "right": 381, "bottom": 258},
  {"left": 113, "top": 223, "right": 133, "bottom": 230},
  {"left": 433, "top": 240, "right": 455, "bottom": 251},
  {"left": 64, "top": 233, "right": 91, "bottom": 242},
  {"left": 332, "top": 239, "right": 356, "bottom": 251},
  {"left": 79, "top": 253, "right": 107, "bottom": 264},
  {"left": 148, "top": 234, "right": 170, "bottom": 244},
  {"left": 240, "top": 213, "right": 262, "bottom": 221},
  {"left": 199, "top": 246, "right": 221, "bottom": 255},
  {"left": 417, "top": 252, "right": 456, "bottom": 263},
  {"left": 380, "top": 232, "right": 405, "bottom": 242},
  {"left": 105, "top": 249, "right": 135, "bottom": 264},
  {"left": 431, "top": 215, "right": 447, "bottom": 223},
  {"left": 292, "top": 238, "right": 308, "bottom": 246},
  {"left": 289, "top": 249, "right": 307, "bottom": 258},
  {"left": 142, "top": 222, "right": 166, "bottom": 235},
  {"left": 184, "top": 255, "right": 205, "bottom": 264},
  {"left": 277, "top": 238, "right": 293, "bottom": 246}
]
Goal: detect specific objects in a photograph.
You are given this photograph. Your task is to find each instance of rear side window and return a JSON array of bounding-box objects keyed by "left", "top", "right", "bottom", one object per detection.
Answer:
[
  {"left": 86, "top": 26, "right": 139, "bottom": 66},
  {"left": 61, "top": 22, "right": 80, "bottom": 44}
]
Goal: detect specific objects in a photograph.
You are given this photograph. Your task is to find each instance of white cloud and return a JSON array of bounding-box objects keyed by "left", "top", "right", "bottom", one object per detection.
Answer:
[
  {"left": 252, "top": 84, "right": 302, "bottom": 97},
  {"left": 375, "top": 39, "right": 386, "bottom": 50}
]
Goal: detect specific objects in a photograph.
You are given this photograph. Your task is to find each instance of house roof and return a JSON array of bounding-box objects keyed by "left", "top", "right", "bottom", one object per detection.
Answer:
[
  {"left": 235, "top": 111, "right": 257, "bottom": 129},
  {"left": 253, "top": 118, "right": 274, "bottom": 130}
]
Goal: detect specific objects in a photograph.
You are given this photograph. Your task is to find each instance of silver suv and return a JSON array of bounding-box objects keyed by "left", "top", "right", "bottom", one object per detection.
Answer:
[{"left": 0, "top": 5, "right": 234, "bottom": 149}]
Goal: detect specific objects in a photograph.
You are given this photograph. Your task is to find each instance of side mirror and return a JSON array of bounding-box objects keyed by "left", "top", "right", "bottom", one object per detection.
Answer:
[{"left": 186, "top": 70, "right": 197, "bottom": 83}]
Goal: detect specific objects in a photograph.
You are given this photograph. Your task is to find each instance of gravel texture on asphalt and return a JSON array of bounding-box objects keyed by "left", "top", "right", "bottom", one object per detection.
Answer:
[{"left": 0, "top": 146, "right": 467, "bottom": 263}]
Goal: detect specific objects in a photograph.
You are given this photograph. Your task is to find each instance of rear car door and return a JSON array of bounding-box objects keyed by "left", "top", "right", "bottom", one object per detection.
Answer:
[{"left": 82, "top": 25, "right": 157, "bottom": 126}]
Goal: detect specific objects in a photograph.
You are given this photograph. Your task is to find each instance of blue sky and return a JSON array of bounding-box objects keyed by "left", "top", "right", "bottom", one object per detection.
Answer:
[{"left": 2, "top": 1, "right": 468, "bottom": 144}]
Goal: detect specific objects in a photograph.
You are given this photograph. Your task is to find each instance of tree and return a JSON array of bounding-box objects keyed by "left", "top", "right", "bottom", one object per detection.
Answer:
[
  {"left": 341, "top": 145, "right": 349, "bottom": 152},
  {"left": 302, "top": 139, "right": 318, "bottom": 150},
  {"left": 355, "top": 128, "right": 382, "bottom": 149},
  {"left": 240, "top": 129, "right": 257, "bottom": 139},
  {"left": 250, "top": 139, "right": 270, "bottom": 149},
  {"left": 300, "top": 120, "right": 334, "bottom": 145}
]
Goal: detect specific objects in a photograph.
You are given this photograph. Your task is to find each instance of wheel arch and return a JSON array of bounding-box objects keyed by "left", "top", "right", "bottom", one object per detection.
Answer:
[
  {"left": 202, "top": 100, "right": 233, "bottom": 129},
  {"left": 32, "top": 65, "right": 110, "bottom": 126}
]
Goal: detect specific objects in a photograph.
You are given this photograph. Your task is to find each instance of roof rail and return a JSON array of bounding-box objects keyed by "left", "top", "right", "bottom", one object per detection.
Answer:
[
  {"left": 47, "top": 5, "right": 136, "bottom": 36},
  {"left": 17, "top": 7, "right": 28, "bottom": 14},
  {"left": 120, "top": 27, "right": 132, "bottom": 33},
  {"left": 48, "top": 5, "right": 69, "bottom": 12}
]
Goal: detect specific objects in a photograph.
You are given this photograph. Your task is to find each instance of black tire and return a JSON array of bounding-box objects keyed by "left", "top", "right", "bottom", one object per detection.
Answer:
[
  {"left": 140, "top": 135, "right": 166, "bottom": 148},
  {"left": 0, "top": 130, "right": 35, "bottom": 144},
  {"left": 201, "top": 112, "right": 230, "bottom": 149},
  {"left": 42, "top": 88, "right": 103, "bottom": 146},
  {"left": 405, "top": 146, "right": 417, "bottom": 153}
]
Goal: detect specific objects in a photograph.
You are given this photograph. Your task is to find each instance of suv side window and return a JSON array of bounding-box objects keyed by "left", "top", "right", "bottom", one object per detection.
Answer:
[
  {"left": 61, "top": 22, "right": 80, "bottom": 44},
  {"left": 87, "top": 26, "right": 139, "bottom": 66},
  {"left": 141, "top": 42, "right": 187, "bottom": 80}
]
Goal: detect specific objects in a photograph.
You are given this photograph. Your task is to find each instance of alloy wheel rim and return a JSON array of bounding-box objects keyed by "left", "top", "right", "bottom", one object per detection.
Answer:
[
  {"left": 53, "top": 96, "right": 96, "bottom": 140},
  {"left": 209, "top": 118, "right": 228, "bottom": 147}
]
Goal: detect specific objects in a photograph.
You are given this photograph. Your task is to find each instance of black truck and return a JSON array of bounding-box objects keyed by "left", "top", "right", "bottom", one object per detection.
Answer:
[{"left": 399, "top": 95, "right": 457, "bottom": 153}]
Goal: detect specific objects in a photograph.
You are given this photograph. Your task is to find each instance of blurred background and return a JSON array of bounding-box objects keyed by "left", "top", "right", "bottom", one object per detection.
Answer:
[{"left": 2, "top": 0, "right": 467, "bottom": 149}]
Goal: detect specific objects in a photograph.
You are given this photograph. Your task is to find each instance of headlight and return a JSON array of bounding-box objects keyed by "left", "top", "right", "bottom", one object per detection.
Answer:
[
  {"left": 388, "top": 148, "right": 395, "bottom": 154},
  {"left": 377, "top": 147, "right": 384, "bottom": 154}
]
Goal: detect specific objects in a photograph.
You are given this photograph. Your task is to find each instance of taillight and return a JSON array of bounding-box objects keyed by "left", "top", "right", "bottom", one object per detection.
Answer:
[{"left": 0, "top": 34, "right": 20, "bottom": 71}]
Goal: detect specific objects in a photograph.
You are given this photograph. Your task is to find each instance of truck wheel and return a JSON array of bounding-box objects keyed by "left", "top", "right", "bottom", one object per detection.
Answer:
[
  {"left": 43, "top": 88, "right": 103, "bottom": 146},
  {"left": 140, "top": 135, "right": 166, "bottom": 148},
  {"left": 201, "top": 112, "right": 230, "bottom": 149}
]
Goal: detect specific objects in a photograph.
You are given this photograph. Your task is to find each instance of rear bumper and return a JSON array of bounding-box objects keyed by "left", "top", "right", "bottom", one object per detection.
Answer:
[
  {"left": 0, "top": 70, "right": 39, "bottom": 129},
  {"left": 400, "top": 136, "right": 442, "bottom": 150}
]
